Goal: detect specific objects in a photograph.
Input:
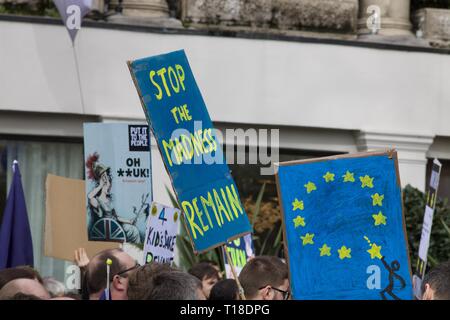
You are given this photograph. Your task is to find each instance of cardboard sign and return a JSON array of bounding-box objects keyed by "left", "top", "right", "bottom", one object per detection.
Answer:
[
  {"left": 275, "top": 151, "right": 413, "bottom": 300},
  {"left": 83, "top": 123, "right": 153, "bottom": 244},
  {"left": 128, "top": 50, "right": 251, "bottom": 253},
  {"left": 223, "top": 234, "right": 255, "bottom": 279},
  {"left": 413, "top": 159, "right": 442, "bottom": 299},
  {"left": 45, "top": 174, "right": 119, "bottom": 261},
  {"left": 143, "top": 202, "right": 180, "bottom": 265}
]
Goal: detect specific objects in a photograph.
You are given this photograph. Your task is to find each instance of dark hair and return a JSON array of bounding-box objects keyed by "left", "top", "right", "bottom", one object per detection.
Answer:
[
  {"left": 0, "top": 266, "right": 43, "bottom": 289},
  {"left": 201, "top": 259, "right": 220, "bottom": 268},
  {"left": 188, "top": 262, "right": 220, "bottom": 281},
  {"left": 84, "top": 248, "right": 126, "bottom": 296},
  {"left": 209, "top": 279, "right": 239, "bottom": 300},
  {"left": 2, "top": 292, "right": 42, "bottom": 300},
  {"left": 238, "top": 256, "right": 288, "bottom": 299},
  {"left": 422, "top": 260, "right": 450, "bottom": 300},
  {"left": 147, "top": 271, "right": 201, "bottom": 300},
  {"left": 127, "top": 263, "right": 177, "bottom": 300}
]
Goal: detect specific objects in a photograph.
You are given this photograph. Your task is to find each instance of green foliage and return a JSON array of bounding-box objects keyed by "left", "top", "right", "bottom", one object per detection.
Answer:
[
  {"left": 0, "top": 1, "right": 59, "bottom": 17},
  {"left": 403, "top": 184, "right": 450, "bottom": 269}
]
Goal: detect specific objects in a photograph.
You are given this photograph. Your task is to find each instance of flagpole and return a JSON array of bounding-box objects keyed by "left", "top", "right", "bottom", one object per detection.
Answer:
[
  {"left": 223, "top": 244, "right": 246, "bottom": 300},
  {"left": 72, "top": 42, "right": 86, "bottom": 114},
  {"left": 106, "top": 258, "right": 112, "bottom": 293}
]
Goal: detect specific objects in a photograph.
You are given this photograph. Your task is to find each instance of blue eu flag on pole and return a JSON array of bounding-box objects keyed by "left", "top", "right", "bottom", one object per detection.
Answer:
[{"left": 0, "top": 161, "right": 34, "bottom": 269}]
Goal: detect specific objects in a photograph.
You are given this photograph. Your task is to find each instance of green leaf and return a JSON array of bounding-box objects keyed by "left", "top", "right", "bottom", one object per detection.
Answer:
[
  {"left": 165, "top": 185, "right": 180, "bottom": 209},
  {"left": 252, "top": 183, "right": 266, "bottom": 227},
  {"left": 440, "top": 217, "right": 450, "bottom": 237}
]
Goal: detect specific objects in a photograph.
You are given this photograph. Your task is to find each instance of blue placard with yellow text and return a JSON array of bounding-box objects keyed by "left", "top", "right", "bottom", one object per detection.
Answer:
[
  {"left": 276, "top": 151, "right": 413, "bottom": 300},
  {"left": 128, "top": 50, "right": 251, "bottom": 253}
]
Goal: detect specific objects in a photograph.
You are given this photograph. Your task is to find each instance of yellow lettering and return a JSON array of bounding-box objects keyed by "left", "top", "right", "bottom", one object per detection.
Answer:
[
  {"left": 201, "top": 193, "right": 221, "bottom": 228},
  {"left": 157, "top": 68, "right": 171, "bottom": 98},
  {"left": 162, "top": 139, "right": 175, "bottom": 167},
  {"left": 150, "top": 70, "right": 163, "bottom": 100},
  {"left": 181, "top": 134, "right": 194, "bottom": 160},
  {"left": 167, "top": 66, "right": 180, "bottom": 93},
  {"left": 170, "top": 107, "right": 180, "bottom": 124},
  {"left": 192, "top": 198, "right": 210, "bottom": 232},
  {"left": 181, "top": 201, "right": 203, "bottom": 239},
  {"left": 221, "top": 189, "right": 234, "bottom": 221},
  {"left": 175, "top": 64, "right": 186, "bottom": 91},
  {"left": 213, "top": 188, "right": 230, "bottom": 223},
  {"left": 226, "top": 185, "right": 244, "bottom": 218}
]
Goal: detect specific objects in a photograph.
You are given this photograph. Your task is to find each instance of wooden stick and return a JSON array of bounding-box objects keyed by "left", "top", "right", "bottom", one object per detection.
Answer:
[{"left": 223, "top": 245, "right": 246, "bottom": 300}]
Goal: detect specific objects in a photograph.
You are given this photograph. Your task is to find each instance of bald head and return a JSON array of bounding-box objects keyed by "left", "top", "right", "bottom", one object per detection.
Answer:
[{"left": 0, "top": 278, "right": 50, "bottom": 300}]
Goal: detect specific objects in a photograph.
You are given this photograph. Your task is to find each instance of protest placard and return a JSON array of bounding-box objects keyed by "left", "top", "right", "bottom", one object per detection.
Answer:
[
  {"left": 275, "top": 150, "right": 413, "bottom": 300},
  {"left": 413, "top": 159, "right": 442, "bottom": 299},
  {"left": 44, "top": 174, "right": 119, "bottom": 261},
  {"left": 84, "top": 123, "right": 152, "bottom": 244},
  {"left": 223, "top": 234, "right": 255, "bottom": 279},
  {"left": 127, "top": 50, "right": 251, "bottom": 253},
  {"left": 143, "top": 202, "right": 180, "bottom": 265}
]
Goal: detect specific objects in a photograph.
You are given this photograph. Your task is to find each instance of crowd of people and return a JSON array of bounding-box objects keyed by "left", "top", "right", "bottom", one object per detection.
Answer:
[{"left": 0, "top": 247, "right": 449, "bottom": 300}]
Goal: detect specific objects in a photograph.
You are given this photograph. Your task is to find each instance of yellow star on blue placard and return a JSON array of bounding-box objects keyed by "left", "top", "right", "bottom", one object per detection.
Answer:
[
  {"left": 301, "top": 233, "right": 314, "bottom": 246},
  {"left": 292, "top": 198, "right": 304, "bottom": 211},
  {"left": 371, "top": 193, "right": 384, "bottom": 206},
  {"left": 338, "top": 246, "right": 351, "bottom": 260},
  {"left": 367, "top": 243, "right": 383, "bottom": 259},
  {"left": 372, "top": 211, "right": 387, "bottom": 226},
  {"left": 293, "top": 215, "right": 306, "bottom": 228},
  {"left": 304, "top": 181, "right": 317, "bottom": 194},
  {"left": 342, "top": 171, "right": 355, "bottom": 183},
  {"left": 319, "top": 244, "right": 331, "bottom": 257},
  {"left": 323, "top": 172, "right": 335, "bottom": 183},
  {"left": 360, "top": 175, "right": 374, "bottom": 188}
]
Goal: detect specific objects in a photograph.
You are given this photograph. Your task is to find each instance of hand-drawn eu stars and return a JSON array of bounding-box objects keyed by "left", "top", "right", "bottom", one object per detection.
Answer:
[
  {"left": 342, "top": 171, "right": 355, "bottom": 183},
  {"left": 301, "top": 233, "right": 314, "bottom": 246},
  {"left": 360, "top": 175, "right": 374, "bottom": 188},
  {"left": 304, "top": 181, "right": 317, "bottom": 194},
  {"left": 371, "top": 193, "right": 384, "bottom": 206},
  {"left": 372, "top": 211, "right": 387, "bottom": 226},
  {"left": 292, "top": 198, "right": 304, "bottom": 211},
  {"left": 293, "top": 215, "right": 306, "bottom": 228},
  {"left": 291, "top": 170, "right": 388, "bottom": 260},
  {"left": 319, "top": 244, "right": 331, "bottom": 257}
]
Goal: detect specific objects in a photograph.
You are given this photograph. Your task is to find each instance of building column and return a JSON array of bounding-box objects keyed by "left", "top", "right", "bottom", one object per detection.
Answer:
[
  {"left": 356, "top": 131, "right": 434, "bottom": 191},
  {"left": 108, "top": 0, "right": 181, "bottom": 26},
  {"left": 358, "top": 0, "right": 413, "bottom": 36}
]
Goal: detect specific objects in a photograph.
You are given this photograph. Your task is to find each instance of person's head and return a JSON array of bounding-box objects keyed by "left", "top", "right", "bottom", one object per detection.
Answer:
[
  {"left": 85, "top": 248, "right": 137, "bottom": 300},
  {"left": 0, "top": 278, "right": 50, "bottom": 300},
  {"left": 209, "top": 279, "right": 239, "bottom": 300},
  {"left": 239, "top": 256, "right": 290, "bottom": 300},
  {"left": 0, "top": 266, "right": 43, "bottom": 289},
  {"left": 146, "top": 271, "right": 204, "bottom": 300},
  {"left": 201, "top": 259, "right": 223, "bottom": 278},
  {"left": 127, "top": 263, "right": 176, "bottom": 300},
  {"left": 422, "top": 261, "right": 450, "bottom": 300},
  {"left": 42, "top": 277, "right": 65, "bottom": 298},
  {"left": 188, "top": 262, "right": 220, "bottom": 298}
]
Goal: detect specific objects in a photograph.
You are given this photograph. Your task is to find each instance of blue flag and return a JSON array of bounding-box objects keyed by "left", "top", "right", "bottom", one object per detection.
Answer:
[
  {"left": 0, "top": 161, "right": 34, "bottom": 269},
  {"left": 99, "top": 288, "right": 111, "bottom": 300}
]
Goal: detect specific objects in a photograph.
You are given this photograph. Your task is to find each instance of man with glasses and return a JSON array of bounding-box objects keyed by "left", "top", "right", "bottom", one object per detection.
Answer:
[
  {"left": 83, "top": 248, "right": 138, "bottom": 300},
  {"left": 238, "top": 256, "right": 290, "bottom": 300}
]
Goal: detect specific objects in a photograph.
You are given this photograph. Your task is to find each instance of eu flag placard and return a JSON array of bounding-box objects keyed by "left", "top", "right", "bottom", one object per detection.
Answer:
[{"left": 275, "top": 150, "right": 413, "bottom": 300}]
